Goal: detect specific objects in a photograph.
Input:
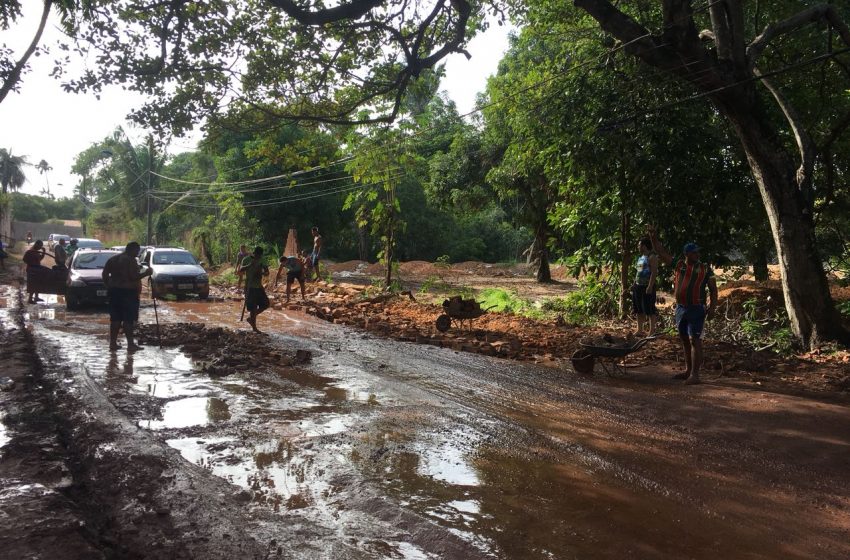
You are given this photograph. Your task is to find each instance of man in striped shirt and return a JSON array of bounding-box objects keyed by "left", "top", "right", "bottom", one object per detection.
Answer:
[{"left": 670, "top": 243, "right": 718, "bottom": 385}]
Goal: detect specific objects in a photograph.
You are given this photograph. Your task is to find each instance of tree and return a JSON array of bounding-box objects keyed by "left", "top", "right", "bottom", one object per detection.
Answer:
[
  {"left": 36, "top": 159, "right": 53, "bottom": 198},
  {"left": 55, "top": 0, "right": 488, "bottom": 132},
  {"left": 0, "top": 148, "right": 27, "bottom": 193},
  {"left": 567, "top": 1, "right": 850, "bottom": 347}
]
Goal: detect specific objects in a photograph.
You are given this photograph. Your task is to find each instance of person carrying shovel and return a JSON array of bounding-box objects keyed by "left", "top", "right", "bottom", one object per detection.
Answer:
[{"left": 240, "top": 246, "right": 270, "bottom": 333}]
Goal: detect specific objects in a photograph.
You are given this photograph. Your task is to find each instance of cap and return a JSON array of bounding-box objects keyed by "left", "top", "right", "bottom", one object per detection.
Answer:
[{"left": 683, "top": 242, "right": 700, "bottom": 254}]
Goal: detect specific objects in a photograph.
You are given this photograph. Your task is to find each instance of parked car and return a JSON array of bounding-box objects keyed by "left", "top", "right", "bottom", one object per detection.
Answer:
[
  {"left": 140, "top": 247, "right": 209, "bottom": 299},
  {"left": 47, "top": 233, "right": 71, "bottom": 250},
  {"left": 74, "top": 238, "right": 104, "bottom": 249},
  {"left": 65, "top": 248, "right": 121, "bottom": 309}
]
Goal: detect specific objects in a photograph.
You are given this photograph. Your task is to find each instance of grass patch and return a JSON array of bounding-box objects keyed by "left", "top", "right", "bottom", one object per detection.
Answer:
[{"left": 211, "top": 270, "right": 238, "bottom": 286}]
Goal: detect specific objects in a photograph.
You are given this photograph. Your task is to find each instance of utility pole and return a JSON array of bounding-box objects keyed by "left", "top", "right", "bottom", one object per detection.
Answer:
[{"left": 145, "top": 136, "right": 153, "bottom": 246}]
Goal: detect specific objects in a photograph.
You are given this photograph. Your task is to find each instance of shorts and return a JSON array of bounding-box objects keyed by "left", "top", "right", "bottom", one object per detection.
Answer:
[
  {"left": 245, "top": 287, "right": 269, "bottom": 313},
  {"left": 108, "top": 288, "right": 140, "bottom": 323},
  {"left": 311, "top": 253, "right": 320, "bottom": 268},
  {"left": 631, "top": 284, "right": 657, "bottom": 316},
  {"left": 286, "top": 271, "right": 304, "bottom": 285},
  {"left": 676, "top": 304, "right": 706, "bottom": 339}
]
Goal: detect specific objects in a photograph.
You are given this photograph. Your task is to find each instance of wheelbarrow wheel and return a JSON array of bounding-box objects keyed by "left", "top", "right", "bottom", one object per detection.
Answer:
[
  {"left": 571, "top": 349, "right": 595, "bottom": 374},
  {"left": 435, "top": 314, "right": 451, "bottom": 332}
]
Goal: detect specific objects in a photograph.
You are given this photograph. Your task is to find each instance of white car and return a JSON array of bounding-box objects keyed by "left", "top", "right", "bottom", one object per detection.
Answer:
[{"left": 140, "top": 247, "right": 209, "bottom": 299}]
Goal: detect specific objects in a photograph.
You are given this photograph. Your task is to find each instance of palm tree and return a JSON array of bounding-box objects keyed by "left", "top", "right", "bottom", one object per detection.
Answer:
[
  {"left": 36, "top": 159, "right": 53, "bottom": 198},
  {"left": 0, "top": 149, "right": 27, "bottom": 193}
]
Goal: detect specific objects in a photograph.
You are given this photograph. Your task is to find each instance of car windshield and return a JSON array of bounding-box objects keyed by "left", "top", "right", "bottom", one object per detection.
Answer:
[
  {"left": 73, "top": 252, "right": 116, "bottom": 269},
  {"left": 77, "top": 240, "right": 103, "bottom": 248},
  {"left": 152, "top": 251, "right": 198, "bottom": 265}
]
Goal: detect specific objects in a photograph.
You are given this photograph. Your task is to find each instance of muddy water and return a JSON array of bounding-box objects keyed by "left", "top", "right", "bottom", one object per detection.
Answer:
[{"left": 26, "top": 295, "right": 850, "bottom": 559}]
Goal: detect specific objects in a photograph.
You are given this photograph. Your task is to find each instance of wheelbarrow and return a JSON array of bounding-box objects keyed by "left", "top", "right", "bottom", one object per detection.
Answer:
[
  {"left": 572, "top": 335, "right": 658, "bottom": 376},
  {"left": 435, "top": 297, "right": 493, "bottom": 332}
]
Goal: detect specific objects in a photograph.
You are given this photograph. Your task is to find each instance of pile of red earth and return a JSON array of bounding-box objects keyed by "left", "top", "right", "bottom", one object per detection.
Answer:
[
  {"left": 137, "top": 323, "right": 311, "bottom": 376},
  {"left": 273, "top": 283, "right": 814, "bottom": 378}
]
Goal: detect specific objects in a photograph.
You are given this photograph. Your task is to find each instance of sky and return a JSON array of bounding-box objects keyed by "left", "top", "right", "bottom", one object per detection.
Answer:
[{"left": 0, "top": 6, "right": 513, "bottom": 200}]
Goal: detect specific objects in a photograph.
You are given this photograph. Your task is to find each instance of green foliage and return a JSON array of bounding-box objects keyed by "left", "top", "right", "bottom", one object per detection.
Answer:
[
  {"left": 211, "top": 270, "right": 238, "bottom": 286},
  {"left": 543, "top": 276, "right": 618, "bottom": 326},
  {"left": 732, "top": 298, "right": 797, "bottom": 355},
  {"left": 838, "top": 300, "right": 850, "bottom": 319},
  {"left": 477, "top": 288, "right": 529, "bottom": 314}
]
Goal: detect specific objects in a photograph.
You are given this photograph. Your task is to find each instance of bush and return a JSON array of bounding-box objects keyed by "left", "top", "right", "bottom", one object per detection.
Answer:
[
  {"left": 477, "top": 288, "right": 529, "bottom": 314},
  {"left": 542, "top": 276, "right": 618, "bottom": 326}
]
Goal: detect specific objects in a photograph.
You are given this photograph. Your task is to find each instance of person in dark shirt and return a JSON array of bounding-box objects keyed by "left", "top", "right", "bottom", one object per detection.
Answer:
[{"left": 23, "top": 240, "right": 48, "bottom": 304}]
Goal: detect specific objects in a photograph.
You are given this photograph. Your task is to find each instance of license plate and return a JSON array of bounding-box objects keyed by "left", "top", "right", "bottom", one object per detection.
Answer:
[
  {"left": 177, "top": 283, "right": 193, "bottom": 290},
  {"left": 97, "top": 290, "right": 107, "bottom": 297}
]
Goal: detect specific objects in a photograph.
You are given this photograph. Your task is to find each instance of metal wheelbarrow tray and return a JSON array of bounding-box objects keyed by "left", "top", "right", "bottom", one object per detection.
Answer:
[{"left": 573, "top": 335, "right": 658, "bottom": 375}]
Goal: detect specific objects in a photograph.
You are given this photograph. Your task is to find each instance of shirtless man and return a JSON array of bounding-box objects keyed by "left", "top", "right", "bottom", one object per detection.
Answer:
[
  {"left": 310, "top": 226, "right": 323, "bottom": 282},
  {"left": 102, "top": 242, "right": 152, "bottom": 351}
]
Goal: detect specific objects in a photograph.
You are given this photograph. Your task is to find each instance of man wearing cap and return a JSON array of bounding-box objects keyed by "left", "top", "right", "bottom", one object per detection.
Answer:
[{"left": 671, "top": 243, "right": 718, "bottom": 385}]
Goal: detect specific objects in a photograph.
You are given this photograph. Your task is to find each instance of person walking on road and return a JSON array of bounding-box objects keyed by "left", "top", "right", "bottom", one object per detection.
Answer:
[
  {"left": 632, "top": 236, "right": 659, "bottom": 336},
  {"left": 54, "top": 238, "right": 68, "bottom": 268},
  {"left": 102, "top": 242, "right": 153, "bottom": 352},
  {"left": 310, "top": 226, "right": 323, "bottom": 281},
  {"left": 23, "top": 240, "right": 49, "bottom": 304},
  {"left": 241, "top": 246, "right": 270, "bottom": 333},
  {"left": 669, "top": 242, "right": 718, "bottom": 385}
]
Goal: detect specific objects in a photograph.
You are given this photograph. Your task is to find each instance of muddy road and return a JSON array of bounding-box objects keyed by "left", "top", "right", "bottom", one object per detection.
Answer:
[{"left": 2, "top": 287, "right": 850, "bottom": 559}]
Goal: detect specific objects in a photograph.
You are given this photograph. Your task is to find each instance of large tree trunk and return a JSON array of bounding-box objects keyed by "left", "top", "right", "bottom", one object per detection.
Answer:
[
  {"left": 533, "top": 227, "right": 551, "bottom": 283},
  {"left": 725, "top": 108, "right": 848, "bottom": 347}
]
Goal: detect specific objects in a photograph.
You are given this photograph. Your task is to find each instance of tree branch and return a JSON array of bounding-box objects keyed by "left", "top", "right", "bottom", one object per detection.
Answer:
[
  {"left": 748, "top": 4, "right": 850, "bottom": 69},
  {"left": 753, "top": 68, "right": 815, "bottom": 196},
  {"left": 0, "top": 0, "right": 52, "bottom": 104},
  {"left": 266, "top": 0, "right": 384, "bottom": 25}
]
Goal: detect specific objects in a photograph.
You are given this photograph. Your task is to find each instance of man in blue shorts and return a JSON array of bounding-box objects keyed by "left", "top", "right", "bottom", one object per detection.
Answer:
[
  {"left": 102, "top": 242, "right": 152, "bottom": 351},
  {"left": 670, "top": 243, "right": 718, "bottom": 385}
]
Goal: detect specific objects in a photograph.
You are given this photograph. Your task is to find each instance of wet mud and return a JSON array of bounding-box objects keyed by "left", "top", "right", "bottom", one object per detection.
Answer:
[{"left": 3, "top": 284, "right": 850, "bottom": 558}]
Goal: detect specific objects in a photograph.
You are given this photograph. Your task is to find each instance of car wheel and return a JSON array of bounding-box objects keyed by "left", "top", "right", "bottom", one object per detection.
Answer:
[
  {"left": 66, "top": 295, "right": 80, "bottom": 310},
  {"left": 198, "top": 291, "right": 209, "bottom": 300}
]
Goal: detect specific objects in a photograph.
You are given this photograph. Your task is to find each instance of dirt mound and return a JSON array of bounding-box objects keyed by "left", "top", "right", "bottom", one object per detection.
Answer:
[
  {"left": 399, "top": 260, "right": 441, "bottom": 277},
  {"left": 327, "top": 260, "right": 368, "bottom": 273},
  {"left": 718, "top": 280, "right": 785, "bottom": 315}
]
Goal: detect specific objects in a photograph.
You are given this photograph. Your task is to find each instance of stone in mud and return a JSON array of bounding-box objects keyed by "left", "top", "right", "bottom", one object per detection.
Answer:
[{"left": 295, "top": 350, "right": 312, "bottom": 364}]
